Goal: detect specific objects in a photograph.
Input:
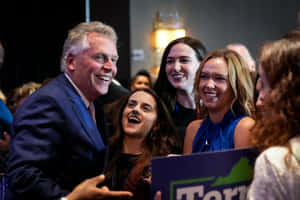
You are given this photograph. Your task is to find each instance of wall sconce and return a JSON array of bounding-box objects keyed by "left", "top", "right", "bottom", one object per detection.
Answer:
[
  {"left": 150, "top": 11, "right": 186, "bottom": 76},
  {"left": 152, "top": 29, "right": 186, "bottom": 49}
]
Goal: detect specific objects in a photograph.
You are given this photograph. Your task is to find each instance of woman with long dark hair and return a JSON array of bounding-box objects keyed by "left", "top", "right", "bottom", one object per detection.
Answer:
[
  {"left": 154, "top": 37, "right": 207, "bottom": 142},
  {"left": 105, "top": 88, "right": 181, "bottom": 200}
]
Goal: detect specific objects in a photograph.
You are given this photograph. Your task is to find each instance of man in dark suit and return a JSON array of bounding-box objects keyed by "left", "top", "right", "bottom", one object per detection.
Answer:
[{"left": 7, "top": 21, "right": 132, "bottom": 200}]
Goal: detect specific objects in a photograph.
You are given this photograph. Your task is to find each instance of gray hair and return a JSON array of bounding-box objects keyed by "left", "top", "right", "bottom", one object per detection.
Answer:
[
  {"left": 226, "top": 43, "right": 256, "bottom": 72},
  {"left": 60, "top": 21, "right": 118, "bottom": 72}
]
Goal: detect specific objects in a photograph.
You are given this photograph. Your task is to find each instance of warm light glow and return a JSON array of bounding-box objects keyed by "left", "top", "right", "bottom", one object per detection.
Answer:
[{"left": 152, "top": 29, "right": 186, "bottom": 48}]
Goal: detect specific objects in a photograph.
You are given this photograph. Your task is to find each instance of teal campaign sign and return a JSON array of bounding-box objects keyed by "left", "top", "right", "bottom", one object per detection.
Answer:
[{"left": 151, "top": 148, "right": 258, "bottom": 200}]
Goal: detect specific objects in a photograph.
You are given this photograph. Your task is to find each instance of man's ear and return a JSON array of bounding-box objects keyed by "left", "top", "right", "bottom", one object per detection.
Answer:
[
  {"left": 153, "top": 123, "right": 160, "bottom": 131},
  {"left": 66, "top": 53, "right": 76, "bottom": 71}
]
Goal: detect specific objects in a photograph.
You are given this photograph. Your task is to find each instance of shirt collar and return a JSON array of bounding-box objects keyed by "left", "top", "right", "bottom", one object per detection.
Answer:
[{"left": 64, "top": 72, "right": 91, "bottom": 108}]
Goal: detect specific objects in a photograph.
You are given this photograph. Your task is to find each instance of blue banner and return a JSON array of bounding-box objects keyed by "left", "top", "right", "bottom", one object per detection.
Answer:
[{"left": 151, "top": 148, "right": 258, "bottom": 200}]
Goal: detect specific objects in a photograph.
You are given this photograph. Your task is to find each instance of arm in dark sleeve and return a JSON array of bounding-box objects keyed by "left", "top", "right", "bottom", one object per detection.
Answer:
[{"left": 7, "top": 95, "right": 69, "bottom": 199}]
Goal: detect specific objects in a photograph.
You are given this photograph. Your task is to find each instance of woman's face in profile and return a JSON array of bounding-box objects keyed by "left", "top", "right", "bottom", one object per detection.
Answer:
[
  {"left": 256, "top": 64, "right": 270, "bottom": 111},
  {"left": 198, "top": 57, "right": 234, "bottom": 112},
  {"left": 122, "top": 91, "right": 158, "bottom": 139},
  {"left": 165, "top": 43, "right": 200, "bottom": 93}
]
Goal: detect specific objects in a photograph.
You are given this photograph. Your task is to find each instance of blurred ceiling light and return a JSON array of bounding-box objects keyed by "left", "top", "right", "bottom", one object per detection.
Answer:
[
  {"left": 152, "top": 29, "right": 186, "bottom": 49},
  {"left": 151, "top": 10, "right": 186, "bottom": 77},
  {"left": 151, "top": 10, "right": 186, "bottom": 49}
]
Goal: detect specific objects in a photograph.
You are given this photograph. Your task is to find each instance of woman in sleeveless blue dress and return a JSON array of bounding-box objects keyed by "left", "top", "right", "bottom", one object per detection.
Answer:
[{"left": 183, "top": 48, "right": 255, "bottom": 154}]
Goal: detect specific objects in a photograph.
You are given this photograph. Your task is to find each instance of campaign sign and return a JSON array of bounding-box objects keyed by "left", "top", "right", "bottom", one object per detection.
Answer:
[{"left": 151, "top": 148, "right": 258, "bottom": 200}]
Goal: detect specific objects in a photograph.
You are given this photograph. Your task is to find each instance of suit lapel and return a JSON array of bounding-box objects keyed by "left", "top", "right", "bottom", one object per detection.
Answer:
[{"left": 61, "top": 75, "right": 105, "bottom": 151}]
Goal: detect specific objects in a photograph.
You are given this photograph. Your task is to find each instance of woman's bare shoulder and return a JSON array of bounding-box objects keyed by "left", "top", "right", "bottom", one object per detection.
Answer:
[
  {"left": 236, "top": 116, "right": 255, "bottom": 130},
  {"left": 234, "top": 116, "right": 255, "bottom": 149},
  {"left": 183, "top": 119, "right": 203, "bottom": 154},
  {"left": 187, "top": 119, "right": 203, "bottom": 131}
]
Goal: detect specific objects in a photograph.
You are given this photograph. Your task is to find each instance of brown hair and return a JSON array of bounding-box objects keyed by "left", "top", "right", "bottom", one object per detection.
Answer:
[
  {"left": 7, "top": 81, "right": 42, "bottom": 114},
  {"left": 153, "top": 37, "right": 207, "bottom": 115},
  {"left": 251, "top": 38, "right": 300, "bottom": 152},
  {"left": 105, "top": 88, "right": 181, "bottom": 192},
  {"left": 281, "top": 29, "right": 300, "bottom": 41}
]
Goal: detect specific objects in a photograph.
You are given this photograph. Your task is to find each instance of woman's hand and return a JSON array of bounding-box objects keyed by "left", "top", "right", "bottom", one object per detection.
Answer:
[{"left": 154, "top": 191, "right": 162, "bottom": 200}]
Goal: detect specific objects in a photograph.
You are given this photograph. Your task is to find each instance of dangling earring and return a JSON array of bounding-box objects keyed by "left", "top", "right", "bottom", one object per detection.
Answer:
[
  {"left": 197, "top": 99, "right": 204, "bottom": 119},
  {"left": 149, "top": 131, "right": 153, "bottom": 138},
  {"left": 200, "top": 99, "right": 203, "bottom": 107}
]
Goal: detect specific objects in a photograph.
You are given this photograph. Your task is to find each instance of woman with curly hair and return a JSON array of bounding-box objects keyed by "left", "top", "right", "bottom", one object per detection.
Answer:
[
  {"left": 7, "top": 81, "right": 42, "bottom": 114},
  {"left": 105, "top": 88, "right": 181, "bottom": 200},
  {"left": 247, "top": 38, "right": 300, "bottom": 199},
  {"left": 184, "top": 48, "right": 255, "bottom": 153}
]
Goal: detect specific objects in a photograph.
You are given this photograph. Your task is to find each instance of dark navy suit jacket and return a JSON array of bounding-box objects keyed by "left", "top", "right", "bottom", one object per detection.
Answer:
[{"left": 6, "top": 73, "right": 108, "bottom": 200}]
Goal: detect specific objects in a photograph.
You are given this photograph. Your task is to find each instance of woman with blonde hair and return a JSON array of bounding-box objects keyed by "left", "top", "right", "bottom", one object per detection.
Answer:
[
  {"left": 184, "top": 48, "right": 255, "bottom": 153},
  {"left": 7, "top": 81, "right": 41, "bottom": 114}
]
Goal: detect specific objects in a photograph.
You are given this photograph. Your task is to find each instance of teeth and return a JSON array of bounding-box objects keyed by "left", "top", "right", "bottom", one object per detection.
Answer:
[
  {"left": 98, "top": 76, "right": 110, "bottom": 81},
  {"left": 128, "top": 115, "right": 140, "bottom": 123},
  {"left": 206, "top": 93, "right": 216, "bottom": 97},
  {"left": 172, "top": 73, "right": 184, "bottom": 78}
]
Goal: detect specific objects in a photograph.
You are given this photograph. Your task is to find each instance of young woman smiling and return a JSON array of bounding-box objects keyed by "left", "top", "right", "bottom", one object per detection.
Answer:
[
  {"left": 183, "top": 49, "right": 255, "bottom": 154},
  {"left": 154, "top": 37, "right": 207, "bottom": 143},
  {"left": 105, "top": 88, "right": 181, "bottom": 200}
]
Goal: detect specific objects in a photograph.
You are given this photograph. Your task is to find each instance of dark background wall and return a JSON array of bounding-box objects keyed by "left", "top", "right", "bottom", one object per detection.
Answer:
[
  {"left": 130, "top": 0, "right": 300, "bottom": 76},
  {"left": 0, "top": 1, "right": 85, "bottom": 93},
  {"left": 0, "top": 0, "right": 130, "bottom": 93},
  {"left": 1, "top": 0, "right": 299, "bottom": 94},
  {"left": 90, "top": 0, "right": 130, "bottom": 87}
]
